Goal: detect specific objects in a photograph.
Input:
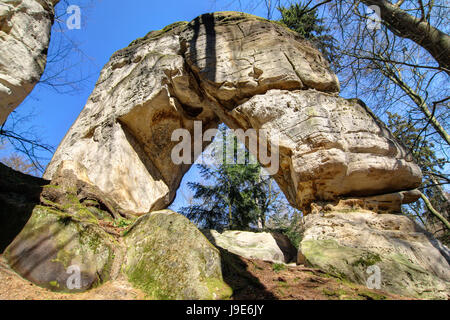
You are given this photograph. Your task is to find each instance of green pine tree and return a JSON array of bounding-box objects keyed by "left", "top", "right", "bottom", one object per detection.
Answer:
[{"left": 180, "top": 126, "right": 277, "bottom": 230}]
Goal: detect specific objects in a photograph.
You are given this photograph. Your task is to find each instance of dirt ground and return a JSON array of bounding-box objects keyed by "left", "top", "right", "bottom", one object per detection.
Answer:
[
  {"left": 0, "top": 253, "right": 410, "bottom": 300},
  {"left": 221, "top": 253, "right": 409, "bottom": 300}
]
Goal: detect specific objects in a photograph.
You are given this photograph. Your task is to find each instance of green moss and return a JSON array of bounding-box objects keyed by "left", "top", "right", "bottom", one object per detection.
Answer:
[
  {"left": 52, "top": 249, "right": 73, "bottom": 269},
  {"left": 124, "top": 211, "right": 231, "bottom": 300},
  {"left": 390, "top": 253, "right": 427, "bottom": 273},
  {"left": 205, "top": 278, "right": 233, "bottom": 300},
  {"left": 352, "top": 252, "right": 382, "bottom": 268},
  {"left": 128, "top": 21, "right": 188, "bottom": 47},
  {"left": 126, "top": 256, "right": 171, "bottom": 300},
  {"left": 358, "top": 290, "right": 386, "bottom": 300},
  {"left": 114, "top": 217, "right": 134, "bottom": 228},
  {"left": 160, "top": 21, "right": 189, "bottom": 33}
]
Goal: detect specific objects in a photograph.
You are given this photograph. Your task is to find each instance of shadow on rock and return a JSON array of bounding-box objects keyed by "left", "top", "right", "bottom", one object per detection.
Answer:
[{"left": 0, "top": 163, "right": 48, "bottom": 253}]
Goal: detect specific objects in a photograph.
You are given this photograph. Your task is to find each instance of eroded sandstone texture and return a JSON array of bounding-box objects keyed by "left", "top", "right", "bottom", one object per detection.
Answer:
[
  {"left": 298, "top": 211, "right": 450, "bottom": 299},
  {"left": 44, "top": 12, "right": 422, "bottom": 215},
  {"left": 0, "top": 0, "right": 59, "bottom": 125}
]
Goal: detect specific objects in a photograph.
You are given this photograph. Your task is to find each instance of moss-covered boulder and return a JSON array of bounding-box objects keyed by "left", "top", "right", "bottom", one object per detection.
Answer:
[
  {"left": 298, "top": 211, "right": 450, "bottom": 299},
  {"left": 123, "top": 210, "right": 232, "bottom": 300},
  {"left": 4, "top": 205, "right": 116, "bottom": 292}
]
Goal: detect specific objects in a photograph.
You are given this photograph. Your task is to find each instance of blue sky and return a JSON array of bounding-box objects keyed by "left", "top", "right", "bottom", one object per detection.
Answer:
[{"left": 1, "top": 0, "right": 274, "bottom": 211}]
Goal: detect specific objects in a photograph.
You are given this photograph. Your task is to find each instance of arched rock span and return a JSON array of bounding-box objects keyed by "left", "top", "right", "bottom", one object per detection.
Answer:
[{"left": 43, "top": 12, "right": 421, "bottom": 216}]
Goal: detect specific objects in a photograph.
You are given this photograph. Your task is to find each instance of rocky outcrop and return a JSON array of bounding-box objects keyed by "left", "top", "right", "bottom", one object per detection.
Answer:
[
  {"left": 227, "top": 90, "right": 422, "bottom": 212},
  {"left": 5, "top": 11, "right": 445, "bottom": 300},
  {"left": 3, "top": 161, "right": 230, "bottom": 298},
  {"left": 0, "top": 0, "right": 59, "bottom": 125},
  {"left": 0, "top": 163, "right": 48, "bottom": 252},
  {"left": 203, "top": 230, "right": 296, "bottom": 263},
  {"left": 43, "top": 11, "right": 421, "bottom": 216},
  {"left": 297, "top": 211, "right": 450, "bottom": 299},
  {"left": 124, "top": 211, "right": 232, "bottom": 300},
  {"left": 4, "top": 161, "right": 119, "bottom": 291}
]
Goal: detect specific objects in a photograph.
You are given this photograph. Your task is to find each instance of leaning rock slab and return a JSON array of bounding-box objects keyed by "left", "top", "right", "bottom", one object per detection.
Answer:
[
  {"left": 123, "top": 210, "right": 232, "bottom": 300},
  {"left": 298, "top": 211, "right": 450, "bottom": 299},
  {"left": 0, "top": 0, "right": 59, "bottom": 125}
]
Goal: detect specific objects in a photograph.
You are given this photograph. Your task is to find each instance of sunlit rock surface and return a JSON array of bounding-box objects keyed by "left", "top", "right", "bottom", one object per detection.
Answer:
[{"left": 0, "top": 0, "right": 59, "bottom": 125}]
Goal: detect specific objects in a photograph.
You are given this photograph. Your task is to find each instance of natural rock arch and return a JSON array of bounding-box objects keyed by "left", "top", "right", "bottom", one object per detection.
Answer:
[
  {"left": 3, "top": 11, "right": 449, "bottom": 300},
  {"left": 44, "top": 12, "right": 421, "bottom": 216}
]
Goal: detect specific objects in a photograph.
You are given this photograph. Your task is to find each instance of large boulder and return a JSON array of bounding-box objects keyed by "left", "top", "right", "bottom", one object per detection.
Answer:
[
  {"left": 123, "top": 210, "right": 232, "bottom": 300},
  {"left": 43, "top": 11, "right": 421, "bottom": 215},
  {"left": 203, "top": 230, "right": 295, "bottom": 263},
  {"left": 0, "top": 0, "right": 59, "bottom": 125},
  {"left": 297, "top": 211, "right": 450, "bottom": 299}
]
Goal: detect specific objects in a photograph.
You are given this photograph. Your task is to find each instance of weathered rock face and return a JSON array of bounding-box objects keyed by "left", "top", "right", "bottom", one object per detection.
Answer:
[
  {"left": 124, "top": 211, "right": 232, "bottom": 300},
  {"left": 4, "top": 161, "right": 119, "bottom": 291},
  {"left": 0, "top": 162, "right": 48, "bottom": 252},
  {"left": 44, "top": 11, "right": 421, "bottom": 215},
  {"left": 203, "top": 230, "right": 296, "bottom": 263},
  {"left": 2, "top": 11, "right": 447, "bottom": 300},
  {"left": 298, "top": 211, "right": 450, "bottom": 299},
  {"left": 0, "top": 0, "right": 59, "bottom": 125}
]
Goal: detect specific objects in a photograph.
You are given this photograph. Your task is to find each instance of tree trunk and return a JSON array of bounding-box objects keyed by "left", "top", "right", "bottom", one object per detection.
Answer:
[{"left": 361, "top": 0, "right": 450, "bottom": 74}]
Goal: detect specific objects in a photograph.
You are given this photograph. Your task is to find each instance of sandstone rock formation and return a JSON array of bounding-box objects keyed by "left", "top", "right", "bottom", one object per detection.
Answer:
[
  {"left": 0, "top": 0, "right": 59, "bottom": 125},
  {"left": 124, "top": 211, "right": 232, "bottom": 299},
  {"left": 43, "top": 12, "right": 422, "bottom": 216},
  {"left": 5, "top": 11, "right": 448, "bottom": 300},
  {"left": 4, "top": 161, "right": 230, "bottom": 299},
  {"left": 297, "top": 211, "right": 450, "bottom": 299},
  {"left": 203, "top": 230, "right": 296, "bottom": 263}
]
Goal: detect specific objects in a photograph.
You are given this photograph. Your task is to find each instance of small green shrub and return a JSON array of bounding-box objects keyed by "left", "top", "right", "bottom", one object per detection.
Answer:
[
  {"left": 114, "top": 218, "right": 133, "bottom": 228},
  {"left": 272, "top": 263, "right": 286, "bottom": 273}
]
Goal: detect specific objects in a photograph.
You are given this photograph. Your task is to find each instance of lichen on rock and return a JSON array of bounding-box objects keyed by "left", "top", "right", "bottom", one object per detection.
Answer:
[
  {"left": 43, "top": 11, "right": 421, "bottom": 216},
  {"left": 123, "top": 210, "right": 232, "bottom": 300}
]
